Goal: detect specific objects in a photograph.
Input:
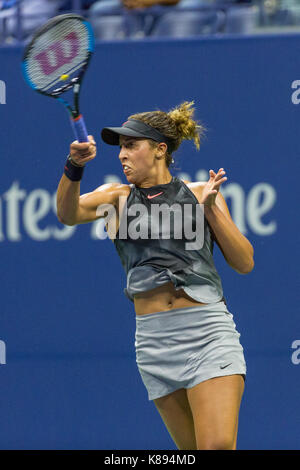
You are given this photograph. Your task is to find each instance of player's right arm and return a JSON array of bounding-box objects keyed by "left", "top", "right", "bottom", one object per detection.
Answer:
[{"left": 56, "top": 137, "right": 127, "bottom": 226}]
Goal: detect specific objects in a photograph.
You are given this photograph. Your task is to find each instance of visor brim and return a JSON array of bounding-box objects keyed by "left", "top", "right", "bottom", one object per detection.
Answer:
[{"left": 101, "top": 127, "right": 145, "bottom": 146}]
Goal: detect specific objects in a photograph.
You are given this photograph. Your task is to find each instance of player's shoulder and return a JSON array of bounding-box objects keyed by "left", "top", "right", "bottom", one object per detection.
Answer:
[
  {"left": 181, "top": 179, "right": 206, "bottom": 191},
  {"left": 181, "top": 178, "right": 226, "bottom": 206},
  {"left": 180, "top": 179, "right": 207, "bottom": 202},
  {"left": 89, "top": 182, "right": 131, "bottom": 205},
  {"left": 94, "top": 182, "right": 131, "bottom": 195},
  {"left": 181, "top": 180, "right": 206, "bottom": 187}
]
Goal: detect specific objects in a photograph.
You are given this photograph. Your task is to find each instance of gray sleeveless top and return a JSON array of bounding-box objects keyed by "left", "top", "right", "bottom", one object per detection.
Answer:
[{"left": 113, "top": 176, "right": 224, "bottom": 303}]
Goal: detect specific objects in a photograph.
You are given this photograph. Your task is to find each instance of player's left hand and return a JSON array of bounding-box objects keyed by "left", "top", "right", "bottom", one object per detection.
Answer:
[{"left": 201, "top": 168, "right": 227, "bottom": 207}]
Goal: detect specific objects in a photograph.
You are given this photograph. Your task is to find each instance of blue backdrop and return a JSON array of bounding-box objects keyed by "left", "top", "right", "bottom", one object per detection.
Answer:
[{"left": 0, "top": 33, "right": 299, "bottom": 449}]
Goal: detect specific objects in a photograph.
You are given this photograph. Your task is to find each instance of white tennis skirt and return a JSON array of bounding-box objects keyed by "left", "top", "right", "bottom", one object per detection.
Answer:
[{"left": 135, "top": 301, "right": 246, "bottom": 400}]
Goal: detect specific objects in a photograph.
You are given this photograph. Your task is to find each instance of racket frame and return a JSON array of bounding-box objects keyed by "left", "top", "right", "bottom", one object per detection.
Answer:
[{"left": 22, "top": 13, "right": 94, "bottom": 141}]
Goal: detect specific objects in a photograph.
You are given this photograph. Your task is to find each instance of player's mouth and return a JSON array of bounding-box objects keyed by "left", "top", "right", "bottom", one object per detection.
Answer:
[{"left": 123, "top": 165, "right": 132, "bottom": 174}]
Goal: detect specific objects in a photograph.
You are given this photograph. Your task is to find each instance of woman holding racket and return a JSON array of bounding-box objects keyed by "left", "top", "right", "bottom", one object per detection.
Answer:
[{"left": 57, "top": 101, "right": 254, "bottom": 450}]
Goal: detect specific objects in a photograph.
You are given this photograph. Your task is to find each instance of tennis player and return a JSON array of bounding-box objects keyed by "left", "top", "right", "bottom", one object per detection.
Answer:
[{"left": 56, "top": 101, "right": 254, "bottom": 450}]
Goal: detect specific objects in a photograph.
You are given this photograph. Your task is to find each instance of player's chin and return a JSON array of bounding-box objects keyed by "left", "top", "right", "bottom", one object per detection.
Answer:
[
  {"left": 124, "top": 171, "right": 135, "bottom": 183},
  {"left": 124, "top": 174, "right": 132, "bottom": 183}
]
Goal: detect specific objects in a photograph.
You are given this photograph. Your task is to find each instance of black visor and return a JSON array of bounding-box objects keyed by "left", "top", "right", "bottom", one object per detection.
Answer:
[{"left": 101, "top": 119, "right": 174, "bottom": 153}]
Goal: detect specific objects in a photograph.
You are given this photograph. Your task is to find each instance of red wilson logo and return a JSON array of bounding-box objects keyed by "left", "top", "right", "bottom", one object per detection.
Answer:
[{"left": 34, "top": 31, "right": 80, "bottom": 76}]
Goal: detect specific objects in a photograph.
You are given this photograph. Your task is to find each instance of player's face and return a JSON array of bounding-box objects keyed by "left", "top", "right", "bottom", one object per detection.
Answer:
[{"left": 119, "top": 136, "right": 157, "bottom": 184}]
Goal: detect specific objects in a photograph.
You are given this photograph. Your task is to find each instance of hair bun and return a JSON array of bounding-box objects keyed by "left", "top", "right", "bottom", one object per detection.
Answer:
[{"left": 168, "top": 101, "right": 205, "bottom": 150}]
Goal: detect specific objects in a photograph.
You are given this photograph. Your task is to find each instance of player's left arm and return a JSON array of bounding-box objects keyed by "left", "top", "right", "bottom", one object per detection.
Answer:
[{"left": 205, "top": 190, "right": 254, "bottom": 274}]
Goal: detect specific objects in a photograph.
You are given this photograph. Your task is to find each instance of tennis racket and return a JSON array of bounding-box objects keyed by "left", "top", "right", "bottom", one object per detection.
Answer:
[{"left": 22, "top": 13, "right": 94, "bottom": 143}]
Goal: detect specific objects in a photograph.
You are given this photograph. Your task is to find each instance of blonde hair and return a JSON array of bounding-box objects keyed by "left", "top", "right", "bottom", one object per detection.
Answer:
[{"left": 128, "top": 101, "right": 205, "bottom": 167}]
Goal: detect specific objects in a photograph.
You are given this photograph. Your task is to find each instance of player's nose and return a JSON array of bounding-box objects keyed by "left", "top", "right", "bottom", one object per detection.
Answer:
[{"left": 119, "top": 147, "right": 128, "bottom": 161}]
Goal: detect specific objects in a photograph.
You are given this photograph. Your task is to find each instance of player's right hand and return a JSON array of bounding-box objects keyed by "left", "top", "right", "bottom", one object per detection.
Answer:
[{"left": 69, "top": 135, "right": 96, "bottom": 167}]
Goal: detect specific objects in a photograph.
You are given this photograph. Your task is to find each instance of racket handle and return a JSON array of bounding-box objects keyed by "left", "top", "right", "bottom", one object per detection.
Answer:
[{"left": 70, "top": 115, "right": 89, "bottom": 143}]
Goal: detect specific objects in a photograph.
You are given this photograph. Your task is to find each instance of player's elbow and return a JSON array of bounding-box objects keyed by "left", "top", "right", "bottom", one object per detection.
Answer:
[
  {"left": 235, "top": 258, "right": 255, "bottom": 275},
  {"left": 57, "top": 213, "right": 77, "bottom": 226}
]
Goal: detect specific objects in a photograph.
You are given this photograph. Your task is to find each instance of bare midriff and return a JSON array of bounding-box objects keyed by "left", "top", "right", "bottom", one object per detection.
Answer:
[{"left": 134, "top": 281, "right": 207, "bottom": 316}]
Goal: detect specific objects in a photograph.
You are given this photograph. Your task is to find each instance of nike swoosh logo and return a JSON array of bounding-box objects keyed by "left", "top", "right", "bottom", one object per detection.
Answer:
[
  {"left": 220, "top": 363, "right": 232, "bottom": 369},
  {"left": 147, "top": 192, "right": 163, "bottom": 199}
]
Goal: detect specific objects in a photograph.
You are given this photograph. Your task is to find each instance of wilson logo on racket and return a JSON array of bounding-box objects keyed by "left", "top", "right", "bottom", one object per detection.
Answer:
[
  {"left": 34, "top": 31, "right": 80, "bottom": 76},
  {"left": 22, "top": 14, "right": 94, "bottom": 144}
]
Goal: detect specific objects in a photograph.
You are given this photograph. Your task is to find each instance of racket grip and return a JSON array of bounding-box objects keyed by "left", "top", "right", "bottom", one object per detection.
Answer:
[{"left": 70, "top": 115, "right": 89, "bottom": 143}]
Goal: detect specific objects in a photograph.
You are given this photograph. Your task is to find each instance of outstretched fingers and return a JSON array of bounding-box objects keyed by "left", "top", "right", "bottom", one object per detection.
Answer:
[{"left": 209, "top": 168, "right": 227, "bottom": 191}]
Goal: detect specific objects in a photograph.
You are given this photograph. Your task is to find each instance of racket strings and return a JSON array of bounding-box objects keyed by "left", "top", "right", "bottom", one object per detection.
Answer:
[{"left": 24, "top": 18, "right": 90, "bottom": 94}]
